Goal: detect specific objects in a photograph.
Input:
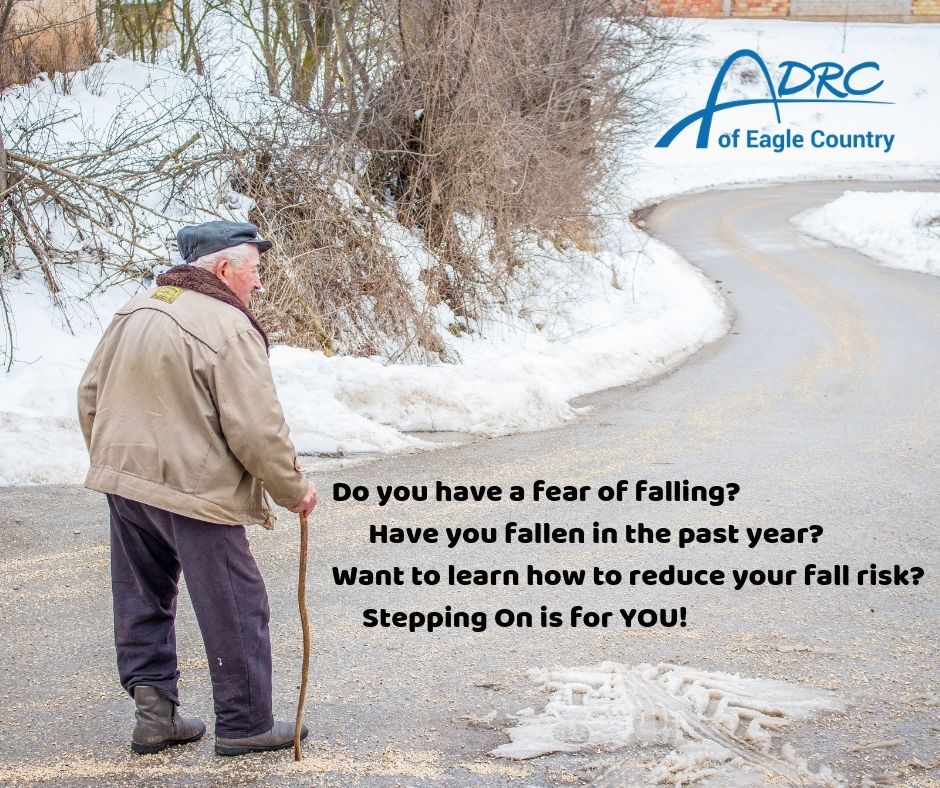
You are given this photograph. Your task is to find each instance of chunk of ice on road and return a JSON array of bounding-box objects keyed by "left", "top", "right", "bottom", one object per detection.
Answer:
[{"left": 492, "top": 661, "right": 844, "bottom": 785}]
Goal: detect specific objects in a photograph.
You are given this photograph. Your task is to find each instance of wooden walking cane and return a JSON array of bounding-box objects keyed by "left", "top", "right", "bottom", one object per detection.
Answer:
[{"left": 294, "top": 510, "right": 310, "bottom": 761}]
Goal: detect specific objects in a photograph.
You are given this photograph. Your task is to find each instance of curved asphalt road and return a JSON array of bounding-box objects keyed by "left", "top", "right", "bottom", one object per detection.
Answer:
[{"left": 0, "top": 180, "right": 937, "bottom": 786}]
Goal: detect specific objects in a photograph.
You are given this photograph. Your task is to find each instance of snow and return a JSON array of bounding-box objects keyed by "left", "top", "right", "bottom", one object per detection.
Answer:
[
  {"left": 792, "top": 190, "right": 940, "bottom": 276},
  {"left": 277, "top": 245, "right": 722, "bottom": 442},
  {"left": 2, "top": 19, "right": 939, "bottom": 485},
  {"left": 0, "top": 232, "right": 725, "bottom": 484},
  {"left": 492, "top": 661, "right": 844, "bottom": 785},
  {"left": 0, "top": 278, "right": 141, "bottom": 486}
]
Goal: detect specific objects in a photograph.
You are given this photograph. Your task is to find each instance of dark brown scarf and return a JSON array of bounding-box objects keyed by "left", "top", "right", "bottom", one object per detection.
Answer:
[{"left": 156, "top": 264, "right": 269, "bottom": 353}]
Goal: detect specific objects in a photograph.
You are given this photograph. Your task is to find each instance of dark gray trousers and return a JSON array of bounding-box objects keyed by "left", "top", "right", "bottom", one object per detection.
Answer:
[{"left": 107, "top": 493, "right": 274, "bottom": 738}]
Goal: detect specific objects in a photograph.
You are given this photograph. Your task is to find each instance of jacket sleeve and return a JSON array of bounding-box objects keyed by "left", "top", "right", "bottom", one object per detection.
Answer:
[
  {"left": 77, "top": 337, "right": 107, "bottom": 451},
  {"left": 211, "top": 328, "right": 309, "bottom": 509}
]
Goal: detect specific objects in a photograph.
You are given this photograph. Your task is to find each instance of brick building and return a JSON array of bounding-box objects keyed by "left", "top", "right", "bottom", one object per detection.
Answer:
[{"left": 654, "top": 0, "right": 939, "bottom": 18}]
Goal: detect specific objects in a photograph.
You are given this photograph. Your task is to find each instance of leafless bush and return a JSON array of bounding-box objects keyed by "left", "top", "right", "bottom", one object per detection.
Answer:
[
  {"left": 227, "top": 125, "right": 444, "bottom": 362},
  {"left": 358, "top": 0, "right": 675, "bottom": 315},
  {"left": 0, "top": 82, "right": 231, "bottom": 297},
  {"left": 227, "top": 0, "right": 394, "bottom": 106},
  {"left": 210, "top": 1, "right": 444, "bottom": 359},
  {"left": 232, "top": 0, "right": 679, "bottom": 334},
  {"left": 0, "top": 76, "right": 240, "bottom": 369}
]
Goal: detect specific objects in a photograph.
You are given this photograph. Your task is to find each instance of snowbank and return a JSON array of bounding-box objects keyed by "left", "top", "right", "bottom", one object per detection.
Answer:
[
  {"left": 792, "top": 191, "right": 940, "bottom": 276},
  {"left": 0, "top": 229, "right": 726, "bottom": 484},
  {"left": 0, "top": 281, "right": 140, "bottom": 487},
  {"left": 274, "top": 230, "right": 725, "bottom": 451}
]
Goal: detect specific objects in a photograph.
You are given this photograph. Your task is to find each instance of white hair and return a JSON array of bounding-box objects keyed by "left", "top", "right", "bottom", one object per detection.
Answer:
[{"left": 189, "top": 242, "right": 254, "bottom": 271}]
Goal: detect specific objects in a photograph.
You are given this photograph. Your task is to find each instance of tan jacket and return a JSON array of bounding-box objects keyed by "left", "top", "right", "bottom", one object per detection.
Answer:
[{"left": 78, "top": 285, "right": 308, "bottom": 528}]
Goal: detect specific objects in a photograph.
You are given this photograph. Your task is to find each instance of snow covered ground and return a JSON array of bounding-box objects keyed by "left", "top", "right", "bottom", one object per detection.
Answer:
[
  {"left": 0, "top": 200, "right": 726, "bottom": 484},
  {"left": 792, "top": 191, "right": 940, "bottom": 276},
  {"left": 2, "top": 19, "right": 939, "bottom": 485}
]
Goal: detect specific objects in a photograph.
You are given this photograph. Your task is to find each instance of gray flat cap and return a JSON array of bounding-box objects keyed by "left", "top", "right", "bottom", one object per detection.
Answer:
[{"left": 176, "top": 220, "right": 272, "bottom": 264}]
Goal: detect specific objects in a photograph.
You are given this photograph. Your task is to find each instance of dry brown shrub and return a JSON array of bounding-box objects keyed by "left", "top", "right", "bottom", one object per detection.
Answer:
[
  {"left": 232, "top": 144, "right": 444, "bottom": 363},
  {"left": 361, "top": 0, "right": 672, "bottom": 314},
  {"left": 220, "top": 0, "right": 677, "bottom": 358},
  {"left": 0, "top": 0, "right": 98, "bottom": 90}
]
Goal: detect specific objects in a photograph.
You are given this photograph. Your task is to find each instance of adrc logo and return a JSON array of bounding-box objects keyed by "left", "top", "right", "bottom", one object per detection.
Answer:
[{"left": 656, "top": 49, "right": 892, "bottom": 150}]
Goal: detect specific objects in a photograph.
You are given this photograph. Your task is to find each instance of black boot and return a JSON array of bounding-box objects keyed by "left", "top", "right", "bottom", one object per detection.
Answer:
[
  {"left": 131, "top": 686, "right": 206, "bottom": 754},
  {"left": 215, "top": 721, "right": 308, "bottom": 756}
]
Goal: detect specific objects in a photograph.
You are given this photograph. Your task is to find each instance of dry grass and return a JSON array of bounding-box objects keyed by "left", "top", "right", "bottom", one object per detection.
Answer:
[{"left": 0, "top": 0, "right": 98, "bottom": 91}]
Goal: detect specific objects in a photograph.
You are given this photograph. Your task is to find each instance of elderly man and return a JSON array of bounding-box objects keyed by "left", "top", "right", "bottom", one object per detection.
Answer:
[{"left": 78, "top": 220, "right": 317, "bottom": 757}]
